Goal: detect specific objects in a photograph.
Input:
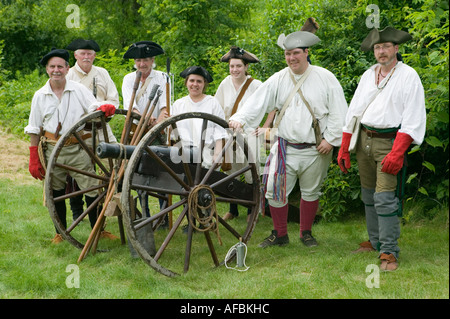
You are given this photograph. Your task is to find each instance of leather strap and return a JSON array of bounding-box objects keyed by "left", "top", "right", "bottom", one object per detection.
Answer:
[
  {"left": 230, "top": 77, "right": 254, "bottom": 117},
  {"left": 273, "top": 66, "right": 312, "bottom": 129},
  {"left": 44, "top": 131, "right": 92, "bottom": 146}
]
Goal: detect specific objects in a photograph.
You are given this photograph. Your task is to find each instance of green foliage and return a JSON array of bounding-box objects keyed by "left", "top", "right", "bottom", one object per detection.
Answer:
[
  {"left": 319, "top": 162, "right": 363, "bottom": 222},
  {"left": 0, "top": 70, "right": 47, "bottom": 136}
]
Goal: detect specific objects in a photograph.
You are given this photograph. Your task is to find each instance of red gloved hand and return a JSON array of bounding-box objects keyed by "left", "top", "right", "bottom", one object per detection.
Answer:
[
  {"left": 337, "top": 132, "right": 352, "bottom": 174},
  {"left": 97, "top": 104, "right": 116, "bottom": 117},
  {"left": 29, "top": 146, "right": 45, "bottom": 180},
  {"left": 381, "top": 132, "right": 413, "bottom": 175}
]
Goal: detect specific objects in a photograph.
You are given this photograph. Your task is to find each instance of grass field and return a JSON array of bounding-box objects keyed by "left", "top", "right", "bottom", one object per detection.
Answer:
[{"left": 1, "top": 175, "right": 448, "bottom": 301}]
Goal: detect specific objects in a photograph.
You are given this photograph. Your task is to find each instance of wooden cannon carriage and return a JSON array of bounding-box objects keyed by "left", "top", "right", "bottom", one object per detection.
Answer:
[{"left": 43, "top": 100, "right": 260, "bottom": 277}]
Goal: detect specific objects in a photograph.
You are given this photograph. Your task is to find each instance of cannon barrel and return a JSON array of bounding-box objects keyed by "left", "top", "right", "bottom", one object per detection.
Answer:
[{"left": 96, "top": 142, "right": 136, "bottom": 159}]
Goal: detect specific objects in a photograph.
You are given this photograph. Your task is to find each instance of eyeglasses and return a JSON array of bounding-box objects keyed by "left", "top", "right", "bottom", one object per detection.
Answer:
[{"left": 373, "top": 44, "right": 394, "bottom": 51}]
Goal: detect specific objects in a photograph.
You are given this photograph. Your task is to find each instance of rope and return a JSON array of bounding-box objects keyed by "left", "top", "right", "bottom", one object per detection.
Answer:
[
  {"left": 38, "top": 136, "right": 48, "bottom": 173},
  {"left": 187, "top": 185, "right": 222, "bottom": 245}
]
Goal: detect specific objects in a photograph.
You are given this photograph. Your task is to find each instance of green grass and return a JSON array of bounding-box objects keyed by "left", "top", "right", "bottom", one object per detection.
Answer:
[{"left": 0, "top": 178, "right": 448, "bottom": 300}]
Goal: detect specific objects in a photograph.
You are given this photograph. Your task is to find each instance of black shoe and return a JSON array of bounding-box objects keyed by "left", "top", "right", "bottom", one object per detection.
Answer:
[
  {"left": 258, "top": 230, "right": 289, "bottom": 248},
  {"left": 300, "top": 230, "right": 318, "bottom": 247}
]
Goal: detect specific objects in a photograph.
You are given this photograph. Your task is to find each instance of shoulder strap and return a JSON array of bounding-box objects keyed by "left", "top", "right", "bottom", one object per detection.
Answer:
[
  {"left": 230, "top": 77, "right": 254, "bottom": 117},
  {"left": 289, "top": 72, "right": 317, "bottom": 122},
  {"left": 135, "top": 75, "right": 151, "bottom": 103},
  {"left": 273, "top": 66, "right": 312, "bottom": 129}
]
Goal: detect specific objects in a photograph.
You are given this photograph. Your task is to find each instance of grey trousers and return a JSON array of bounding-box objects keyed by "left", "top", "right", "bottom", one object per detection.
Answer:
[
  {"left": 361, "top": 188, "right": 400, "bottom": 258},
  {"left": 357, "top": 131, "right": 401, "bottom": 259}
]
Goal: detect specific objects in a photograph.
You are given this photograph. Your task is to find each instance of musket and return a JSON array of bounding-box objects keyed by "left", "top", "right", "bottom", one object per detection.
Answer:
[
  {"left": 120, "top": 70, "right": 142, "bottom": 144},
  {"left": 165, "top": 57, "right": 174, "bottom": 229},
  {"left": 130, "top": 84, "right": 160, "bottom": 146},
  {"left": 92, "top": 77, "right": 97, "bottom": 99}
]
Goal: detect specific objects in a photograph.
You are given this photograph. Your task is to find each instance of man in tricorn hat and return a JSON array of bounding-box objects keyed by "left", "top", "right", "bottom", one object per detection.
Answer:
[
  {"left": 337, "top": 27, "right": 426, "bottom": 271},
  {"left": 229, "top": 19, "right": 347, "bottom": 248},
  {"left": 66, "top": 39, "right": 120, "bottom": 141},
  {"left": 25, "top": 48, "right": 116, "bottom": 243},
  {"left": 121, "top": 41, "right": 169, "bottom": 219},
  {"left": 122, "top": 41, "right": 169, "bottom": 124},
  {"left": 66, "top": 39, "right": 120, "bottom": 232}
]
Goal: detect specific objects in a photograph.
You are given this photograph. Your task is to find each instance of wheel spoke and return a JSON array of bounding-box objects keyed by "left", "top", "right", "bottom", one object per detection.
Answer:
[
  {"left": 73, "top": 131, "right": 111, "bottom": 177},
  {"left": 154, "top": 205, "right": 188, "bottom": 262},
  {"left": 144, "top": 145, "right": 191, "bottom": 191}
]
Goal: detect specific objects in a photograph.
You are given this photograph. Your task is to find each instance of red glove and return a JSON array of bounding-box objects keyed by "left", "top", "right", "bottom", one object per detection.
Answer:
[
  {"left": 381, "top": 132, "right": 413, "bottom": 175},
  {"left": 337, "top": 132, "right": 352, "bottom": 174},
  {"left": 29, "top": 146, "right": 45, "bottom": 180},
  {"left": 97, "top": 104, "right": 116, "bottom": 117}
]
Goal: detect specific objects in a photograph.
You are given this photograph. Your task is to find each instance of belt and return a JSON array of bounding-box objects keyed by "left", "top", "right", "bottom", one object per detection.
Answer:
[
  {"left": 362, "top": 126, "right": 397, "bottom": 139},
  {"left": 286, "top": 141, "right": 316, "bottom": 150},
  {"left": 43, "top": 131, "right": 92, "bottom": 146}
]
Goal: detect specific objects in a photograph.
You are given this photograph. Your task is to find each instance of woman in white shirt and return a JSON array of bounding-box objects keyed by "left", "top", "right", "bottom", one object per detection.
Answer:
[
  {"left": 215, "top": 47, "right": 273, "bottom": 221},
  {"left": 171, "top": 66, "right": 227, "bottom": 169}
]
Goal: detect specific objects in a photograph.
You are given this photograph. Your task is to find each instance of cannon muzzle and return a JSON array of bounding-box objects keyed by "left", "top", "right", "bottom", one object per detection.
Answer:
[{"left": 96, "top": 142, "right": 136, "bottom": 159}]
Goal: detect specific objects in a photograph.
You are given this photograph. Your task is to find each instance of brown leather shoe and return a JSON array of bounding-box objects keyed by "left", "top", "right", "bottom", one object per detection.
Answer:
[
  {"left": 100, "top": 230, "right": 119, "bottom": 240},
  {"left": 352, "top": 240, "right": 375, "bottom": 253},
  {"left": 380, "top": 253, "right": 398, "bottom": 271},
  {"left": 51, "top": 233, "right": 64, "bottom": 244},
  {"left": 222, "top": 212, "right": 235, "bottom": 221}
]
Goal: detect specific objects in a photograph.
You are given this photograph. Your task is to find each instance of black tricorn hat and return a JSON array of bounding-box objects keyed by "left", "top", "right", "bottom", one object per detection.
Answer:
[
  {"left": 40, "top": 48, "right": 70, "bottom": 66},
  {"left": 123, "top": 41, "right": 164, "bottom": 59},
  {"left": 66, "top": 39, "right": 100, "bottom": 52},
  {"left": 220, "top": 46, "right": 260, "bottom": 63},
  {"left": 361, "top": 26, "right": 412, "bottom": 51},
  {"left": 180, "top": 66, "right": 213, "bottom": 83}
]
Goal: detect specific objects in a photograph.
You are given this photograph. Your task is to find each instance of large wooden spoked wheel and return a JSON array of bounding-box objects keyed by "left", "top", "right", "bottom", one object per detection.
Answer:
[
  {"left": 121, "top": 112, "right": 260, "bottom": 277},
  {"left": 44, "top": 109, "right": 140, "bottom": 249}
]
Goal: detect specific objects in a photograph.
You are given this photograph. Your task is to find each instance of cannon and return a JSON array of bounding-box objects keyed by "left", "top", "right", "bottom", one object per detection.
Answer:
[{"left": 44, "top": 109, "right": 260, "bottom": 277}]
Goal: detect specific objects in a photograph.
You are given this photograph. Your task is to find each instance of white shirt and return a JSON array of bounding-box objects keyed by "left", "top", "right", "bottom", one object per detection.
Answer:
[
  {"left": 67, "top": 62, "right": 120, "bottom": 108},
  {"left": 25, "top": 80, "right": 100, "bottom": 136},
  {"left": 171, "top": 95, "right": 227, "bottom": 147},
  {"left": 230, "top": 65, "right": 348, "bottom": 146},
  {"left": 343, "top": 62, "right": 426, "bottom": 145},
  {"left": 215, "top": 75, "right": 262, "bottom": 120},
  {"left": 122, "top": 69, "right": 168, "bottom": 118}
]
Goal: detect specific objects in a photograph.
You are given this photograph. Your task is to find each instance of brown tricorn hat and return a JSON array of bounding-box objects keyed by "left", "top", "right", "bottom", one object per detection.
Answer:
[
  {"left": 360, "top": 26, "right": 412, "bottom": 51},
  {"left": 220, "top": 46, "right": 260, "bottom": 63}
]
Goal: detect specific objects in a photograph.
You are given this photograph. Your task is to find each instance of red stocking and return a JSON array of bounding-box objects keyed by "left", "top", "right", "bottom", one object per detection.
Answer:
[
  {"left": 300, "top": 199, "right": 319, "bottom": 237},
  {"left": 269, "top": 205, "right": 289, "bottom": 237}
]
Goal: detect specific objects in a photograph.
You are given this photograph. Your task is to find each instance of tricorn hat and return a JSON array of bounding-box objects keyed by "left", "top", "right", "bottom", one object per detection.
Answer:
[
  {"left": 180, "top": 66, "right": 213, "bottom": 83},
  {"left": 277, "top": 31, "right": 321, "bottom": 50},
  {"left": 40, "top": 48, "right": 70, "bottom": 66},
  {"left": 123, "top": 41, "right": 164, "bottom": 59},
  {"left": 277, "top": 17, "right": 321, "bottom": 50},
  {"left": 220, "top": 46, "right": 260, "bottom": 63},
  {"left": 66, "top": 39, "right": 100, "bottom": 52},
  {"left": 360, "top": 27, "right": 412, "bottom": 51}
]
